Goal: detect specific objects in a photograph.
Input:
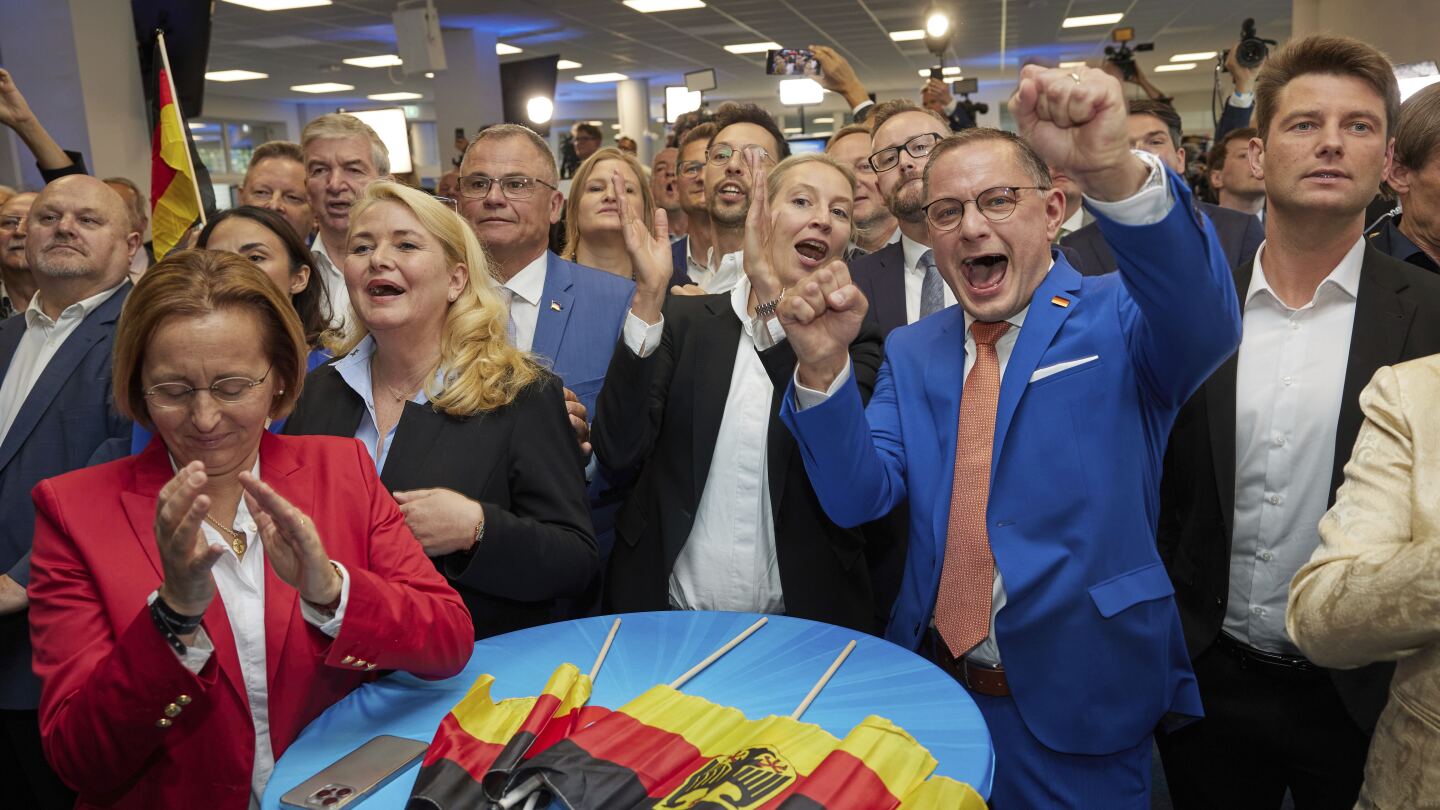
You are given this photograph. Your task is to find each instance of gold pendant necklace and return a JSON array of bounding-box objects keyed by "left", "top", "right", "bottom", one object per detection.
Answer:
[{"left": 203, "top": 515, "right": 247, "bottom": 559}]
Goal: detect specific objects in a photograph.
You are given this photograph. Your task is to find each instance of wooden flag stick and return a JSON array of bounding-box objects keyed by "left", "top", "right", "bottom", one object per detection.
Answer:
[
  {"left": 791, "top": 640, "right": 857, "bottom": 720},
  {"left": 588, "top": 618, "right": 621, "bottom": 682},
  {"left": 669, "top": 616, "right": 768, "bottom": 690}
]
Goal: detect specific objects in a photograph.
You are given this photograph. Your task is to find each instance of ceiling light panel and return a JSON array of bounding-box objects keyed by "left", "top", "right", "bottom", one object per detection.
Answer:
[
  {"left": 291, "top": 82, "right": 354, "bottom": 93},
  {"left": 206, "top": 70, "right": 269, "bottom": 82},
  {"left": 725, "top": 42, "right": 781, "bottom": 55},
  {"left": 222, "top": 0, "right": 332, "bottom": 10},
  {"left": 575, "top": 73, "right": 629, "bottom": 83},
  {"left": 624, "top": 0, "right": 707, "bottom": 11},
  {"left": 496, "top": 43, "right": 523, "bottom": 55},
  {"left": 1062, "top": 13, "right": 1124, "bottom": 28},
  {"left": 343, "top": 55, "right": 402, "bottom": 68}
]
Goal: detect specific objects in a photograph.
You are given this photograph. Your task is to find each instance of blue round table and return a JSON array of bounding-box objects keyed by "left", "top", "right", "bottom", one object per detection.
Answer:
[{"left": 262, "top": 611, "right": 993, "bottom": 808}]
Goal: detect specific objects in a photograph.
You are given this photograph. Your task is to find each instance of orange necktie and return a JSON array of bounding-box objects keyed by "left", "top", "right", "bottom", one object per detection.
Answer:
[{"left": 934, "top": 320, "right": 1010, "bottom": 660}]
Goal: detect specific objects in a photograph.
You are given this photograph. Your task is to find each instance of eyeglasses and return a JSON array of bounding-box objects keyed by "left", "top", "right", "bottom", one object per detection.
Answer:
[
  {"left": 144, "top": 367, "right": 273, "bottom": 410},
  {"left": 431, "top": 195, "right": 458, "bottom": 211},
  {"left": 707, "top": 143, "right": 775, "bottom": 168},
  {"left": 457, "top": 175, "right": 558, "bottom": 200},
  {"left": 923, "top": 186, "right": 1046, "bottom": 232},
  {"left": 245, "top": 189, "right": 307, "bottom": 207},
  {"left": 868, "top": 132, "right": 943, "bottom": 173},
  {"left": 678, "top": 160, "right": 705, "bottom": 178}
]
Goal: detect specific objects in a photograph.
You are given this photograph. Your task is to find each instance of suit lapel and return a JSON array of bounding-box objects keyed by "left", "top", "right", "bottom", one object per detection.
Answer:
[
  {"left": 877, "top": 243, "right": 908, "bottom": 331},
  {"left": 530, "top": 253, "right": 575, "bottom": 366},
  {"left": 992, "top": 261, "right": 1081, "bottom": 464},
  {"left": 923, "top": 309, "right": 967, "bottom": 545},
  {"left": 0, "top": 317, "right": 24, "bottom": 382},
  {"left": 1332, "top": 248, "right": 1412, "bottom": 497},
  {"left": 259, "top": 433, "right": 307, "bottom": 688},
  {"left": 0, "top": 284, "right": 128, "bottom": 472},
  {"left": 1205, "top": 262, "right": 1250, "bottom": 540},
  {"left": 688, "top": 299, "right": 741, "bottom": 505},
  {"left": 378, "top": 400, "right": 448, "bottom": 492}
]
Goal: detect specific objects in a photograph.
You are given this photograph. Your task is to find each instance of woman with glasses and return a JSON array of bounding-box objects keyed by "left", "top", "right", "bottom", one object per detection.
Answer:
[
  {"left": 283, "top": 181, "right": 598, "bottom": 639},
  {"left": 560, "top": 147, "right": 654, "bottom": 280},
  {"left": 591, "top": 151, "right": 885, "bottom": 631},
  {"left": 26, "top": 250, "right": 473, "bottom": 810}
]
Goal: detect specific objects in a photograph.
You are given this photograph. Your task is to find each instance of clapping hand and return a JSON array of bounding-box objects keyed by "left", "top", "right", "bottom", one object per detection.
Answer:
[
  {"left": 778, "top": 260, "right": 868, "bottom": 391},
  {"left": 1009, "top": 65, "right": 1149, "bottom": 202},
  {"left": 563, "top": 387, "right": 591, "bottom": 456},
  {"left": 240, "top": 472, "right": 342, "bottom": 608},
  {"left": 154, "top": 462, "right": 224, "bottom": 618},
  {"left": 615, "top": 169, "right": 671, "bottom": 324},
  {"left": 741, "top": 149, "right": 785, "bottom": 307}
]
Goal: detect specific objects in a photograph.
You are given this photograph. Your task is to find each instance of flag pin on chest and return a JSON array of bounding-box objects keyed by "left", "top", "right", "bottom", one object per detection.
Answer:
[
  {"left": 1050, "top": 295, "right": 1070, "bottom": 308},
  {"left": 550, "top": 300, "right": 563, "bottom": 311}
]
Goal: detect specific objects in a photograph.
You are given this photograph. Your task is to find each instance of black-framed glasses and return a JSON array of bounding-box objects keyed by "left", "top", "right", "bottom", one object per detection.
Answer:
[
  {"left": 457, "top": 175, "right": 558, "bottom": 200},
  {"left": 868, "top": 132, "right": 943, "bottom": 173},
  {"left": 144, "top": 367, "right": 273, "bottom": 410},
  {"left": 678, "top": 160, "right": 704, "bottom": 178},
  {"left": 923, "top": 186, "right": 1047, "bottom": 232},
  {"left": 707, "top": 143, "right": 775, "bottom": 167}
]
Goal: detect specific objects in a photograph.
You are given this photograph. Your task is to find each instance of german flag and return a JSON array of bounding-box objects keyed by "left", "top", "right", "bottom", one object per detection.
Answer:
[
  {"left": 148, "top": 32, "right": 212, "bottom": 259},
  {"left": 503, "top": 687, "right": 985, "bottom": 810},
  {"left": 406, "top": 663, "right": 599, "bottom": 809}
]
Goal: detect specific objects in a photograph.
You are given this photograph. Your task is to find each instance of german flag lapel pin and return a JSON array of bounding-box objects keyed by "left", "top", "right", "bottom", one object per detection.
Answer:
[
  {"left": 550, "top": 300, "right": 563, "bottom": 311},
  {"left": 1050, "top": 295, "right": 1070, "bottom": 308}
]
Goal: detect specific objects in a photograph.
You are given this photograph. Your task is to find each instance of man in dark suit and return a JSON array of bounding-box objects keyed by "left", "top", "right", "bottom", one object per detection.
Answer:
[
  {"left": 669, "top": 123, "right": 716, "bottom": 289},
  {"left": 1365, "top": 82, "right": 1440, "bottom": 272},
  {"left": 1154, "top": 36, "right": 1440, "bottom": 810},
  {"left": 0, "top": 174, "right": 136, "bottom": 809},
  {"left": 1063, "top": 99, "right": 1265, "bottom": 276},
  {"left": 848, "top": 100, "right": 956, "bottom": 338}
]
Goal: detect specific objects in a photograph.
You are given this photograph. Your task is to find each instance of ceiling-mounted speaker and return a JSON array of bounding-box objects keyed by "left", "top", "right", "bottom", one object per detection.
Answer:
[{"left": 393, "top": 0, "right": 446, "bottom": 76}]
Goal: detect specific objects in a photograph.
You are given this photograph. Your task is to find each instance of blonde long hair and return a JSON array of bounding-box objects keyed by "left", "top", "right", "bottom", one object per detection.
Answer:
[
  {"left": 561, "top": 147, "right": 654, "bottom": 262},
  {"left": 338, "top": 181, "right": 542, "bottom": 415}
]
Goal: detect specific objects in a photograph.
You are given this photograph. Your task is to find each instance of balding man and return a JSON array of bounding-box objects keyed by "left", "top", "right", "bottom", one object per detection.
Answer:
[
  {"left": 0, "top": 192, "right": 37, "bottom": 319},
  {"left": 0, "top": 175, "right": 135, "bottom": 809}
]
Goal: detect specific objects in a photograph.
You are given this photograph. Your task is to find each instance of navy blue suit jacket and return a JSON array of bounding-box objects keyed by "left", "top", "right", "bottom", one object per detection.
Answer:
[
  {"left": 1062, "top": 200, "right": 1263, "bottom": 276},
  {"left": 670, "top": 237, "right": 692, "bottom": 289},
  {"left": 783, "top": 172, "right": 1240, "bottom": 755},
  {"left": 0, "top": 283, "right": 131, "bottom": 708}
]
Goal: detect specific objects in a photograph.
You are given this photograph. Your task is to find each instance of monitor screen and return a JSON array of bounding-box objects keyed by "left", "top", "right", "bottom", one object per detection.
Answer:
[{"left": 787, "top": 136, "right": 829, "bottom": 154}]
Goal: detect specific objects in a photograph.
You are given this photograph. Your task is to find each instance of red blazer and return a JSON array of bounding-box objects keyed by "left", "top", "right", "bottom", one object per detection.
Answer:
[{"left": 27, "top": 432, "right": 474, "bottom": 809}]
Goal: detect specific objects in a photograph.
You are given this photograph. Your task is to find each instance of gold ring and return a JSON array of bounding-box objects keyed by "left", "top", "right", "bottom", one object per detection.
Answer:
[{"left": 1070, "top": 71, "right": 1083, "bottom": 84}]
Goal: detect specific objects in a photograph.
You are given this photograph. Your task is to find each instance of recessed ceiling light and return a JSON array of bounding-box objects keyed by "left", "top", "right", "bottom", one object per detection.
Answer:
[
  {"left": 291, "top": 82, "right": 354, "bottom": 93},
  {"left": 725, "top": 42, "right": 781, "bottom": 55},
  {"left": 425, "top": 72, "right": 435, "bottom": 78},
  {"left": 889, "top": 30, "right": 925, "bottom": 41},
  {"left": 611, "top": 123, "right": 622, "bottom": 129},
  {"left": 368, "top": 92, "right": 422, "bottom": 101},
  {"left": 188, "top": 122, "right": 205, "bottom": 130},
  {"left": 1059, "top": 61, "right": 1088, "bottom": 69},
  {"left": 496, "top": 43, "right": 523, "bottom": 55},
  {"left": 1171, "top": 52, "right": 1217, "bottom": 62},
  {"left": 779, "top": 78, "right": 824, "bottom": 106},
  {"left": 1154, "top": 63, "right": 1196, "bottom": 72},
  {"left": 783, "top": 127, "right": 802, "bottom": 133},
  {"left": 587, "top": 120, "right": 603, "bottom": 125},
  {"left": 576, "top": 73, "right": 629, "bottom": 83},
  {"left": 1062, "top": 13, "right": 1124, "bottom": 28},
  {"left": 813, "top": 116, "right": 834, "bottom": 124},
  {"left": 343, "top": 54, "right": 402, "bottom": 68},
  {"left": 557, "top": 60, "right": 583, "bottom": 70},
  {"left": 916, "top": 66, "right": 962, "bottom": 77},
  {"left": 205, "top": 69, "right": 269, "bottom": 82},
  {"left": 221, "top": 0, "right": 332, "bottom": 10},
  {"left": 623, "top": 0, "right": 706, "bottom": 11}
]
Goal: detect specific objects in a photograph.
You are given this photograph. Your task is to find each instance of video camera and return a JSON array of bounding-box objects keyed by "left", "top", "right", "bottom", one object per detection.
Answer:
[
  {"left": 929, "top": 70, "right": 988, "bottom": 129},
  {"left": 1104, "top": 27, "right": 1153, "bottom": 82},
  {"left": 1221, "top": 18, "right": 1277, "bottom": 72}
]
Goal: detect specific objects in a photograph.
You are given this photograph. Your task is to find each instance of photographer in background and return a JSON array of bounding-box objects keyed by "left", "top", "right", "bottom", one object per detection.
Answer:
[
  {"left": 920, "top": 77, "right": 988, "bottom": 131},
  {"left": 1216, "top": 20, "right": 1276, "bottom": 141}
]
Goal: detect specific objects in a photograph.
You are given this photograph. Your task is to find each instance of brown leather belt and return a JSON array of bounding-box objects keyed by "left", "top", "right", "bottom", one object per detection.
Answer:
[{"left": 924, "top": 630, "right": 1011, "bottom": 697}]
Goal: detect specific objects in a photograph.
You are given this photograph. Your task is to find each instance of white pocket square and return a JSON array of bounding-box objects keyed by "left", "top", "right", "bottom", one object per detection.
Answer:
[{"left": 1030, "top": 355, "right": 1100, "bottom": 383}]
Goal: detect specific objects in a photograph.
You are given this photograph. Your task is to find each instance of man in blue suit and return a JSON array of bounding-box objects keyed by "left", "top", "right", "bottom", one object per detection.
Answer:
[
  {"left": 0, "top": 175, "right": 135, "bottom": 808},
  {"left": 779, "top": 66, "right": 1242, "bottom": 807},
  {"left": 458, "top": 124, "right": 634, "bottom": 591}
]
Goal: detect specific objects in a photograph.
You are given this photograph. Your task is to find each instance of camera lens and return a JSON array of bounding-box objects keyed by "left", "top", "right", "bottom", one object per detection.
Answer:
[{"left": 1237, "top": 40, "right": 1267, "bottom": 69}]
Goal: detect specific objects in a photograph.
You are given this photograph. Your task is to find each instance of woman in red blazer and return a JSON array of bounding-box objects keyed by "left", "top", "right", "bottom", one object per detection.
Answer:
[{"left": 26, "top": 250, "right": 474, "bottom": 809}]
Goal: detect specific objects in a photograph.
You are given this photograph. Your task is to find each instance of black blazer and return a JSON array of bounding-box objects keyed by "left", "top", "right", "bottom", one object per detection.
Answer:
[
  {"left": 592, "top": 294, "right": 885, "bottom": 632},
  {"left": 284, "top": 364, "right": 598, "bottom": 640},
  {"left": 1157, "top": 245, "right": 1440, "bottom": 732},
  {"left": 1064, "top": 201, "right": 1264, "bottom": 276}
]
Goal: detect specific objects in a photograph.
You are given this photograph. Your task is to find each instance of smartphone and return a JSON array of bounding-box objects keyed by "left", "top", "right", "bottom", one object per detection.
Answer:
[
  {"left": 279, "top": 735, "right": 429, "bottom": 809},
  {"left": 951, "top": 77, "right": 978, "bottom": 95},
  {"left": 765, "top": 48, "right": 822, "bottom": 78}
]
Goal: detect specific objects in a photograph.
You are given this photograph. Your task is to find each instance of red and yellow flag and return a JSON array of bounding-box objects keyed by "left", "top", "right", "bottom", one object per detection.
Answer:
[{"left": 150, "top": 33, "right": 204, "bottom": 259}]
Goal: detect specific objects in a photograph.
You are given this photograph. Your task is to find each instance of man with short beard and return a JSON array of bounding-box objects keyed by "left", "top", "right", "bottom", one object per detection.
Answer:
[
  {"left": 651, "top": 146, "right": 687, "bottom": 239},
  {"left": 848, "top": 100, "right": 955, "bottom": 336},
  {"left": 0, "top": 175, "right": 136, "bottom": 810},
  {"left": 670, "top": 123, "right": 715, "bottom": 287},
  {"left": 688, "top": 104, "right": 791, "bottom": 295},
  {"left": 0, "top": 192, "right": 37, "bottom": 318},
  {"left": 302, "top": 114, "right": 389, "bottom": 334},
  {"left": 826, "top": 124, "right": 898, "bottom": 255}
]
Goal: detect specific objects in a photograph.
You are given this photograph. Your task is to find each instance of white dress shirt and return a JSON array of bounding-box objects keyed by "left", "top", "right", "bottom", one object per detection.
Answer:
[
  {"left": 901, "top": 234, "right": 959, "bottom": 325},
  {"left": 794, "top": 150, "right": 1173, "bottom": 665},
  {"left": 501, "top": 252, "right": 548, "bottom": 353},
  {"left": 332, "top": 336, "right": 431, "bottom": 473},
  {"left": 0, "top": 283, "right": 125, "bottom": 444},
  {"left": 310, "top": 235, "right": 353, "bottom": 336},
  {"left": 688, "top": 246, "right": 745, "bottom": 294},
  {"left": 622, "top": 276, "right": 788, "bottom": 614},
  {"left": 161, "top": 459, "right": 351, "bottom": 810},
  {"left": 1225, "top": 238, "right": 1363, "bottom": 654}
]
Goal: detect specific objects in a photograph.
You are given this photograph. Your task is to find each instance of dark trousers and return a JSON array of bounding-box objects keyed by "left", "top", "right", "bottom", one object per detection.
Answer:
[
  {"left": 1156, "top": 643, "right": 1370, "bottom": 810},
  {"left": 0, "top": 708, "right": 76, "bottom": 810}
]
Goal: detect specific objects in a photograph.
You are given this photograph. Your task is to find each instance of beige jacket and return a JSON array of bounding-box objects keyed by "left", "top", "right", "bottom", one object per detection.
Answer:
[{"left": 1288, "top": 356, "right": 1440, "bottom": 810}]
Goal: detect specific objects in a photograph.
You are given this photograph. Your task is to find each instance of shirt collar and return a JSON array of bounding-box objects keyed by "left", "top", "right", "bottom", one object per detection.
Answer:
[
  {"left": 1383, "top": 215, "right": 1438, "bottom": 269},
  {"left": 503, "top": 251, "right": 548, "bottom": 306},
  {"left": 310, "top": 233, "right": 343, "bottom": 277},
  {"left": 1060, "top": 207, "right": 1087, "bottom": 234},
  {"left": 1247, "top": 237, "right": 1364, "bottom": 309},
  {"left": 963, "top": 304, "right": 1030, "bottom": 336},
  {"left": 334, "top": 335, "right": 437, "bottom": 406},
  {"left": 26, "top": 281, "right": 124, "bottom": 329},
  {"left": 901, "top": 233, "right": 931, "bottom": 275},
  {"left": 704, "top": 245, "right": 743, "bottom": 273}
]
